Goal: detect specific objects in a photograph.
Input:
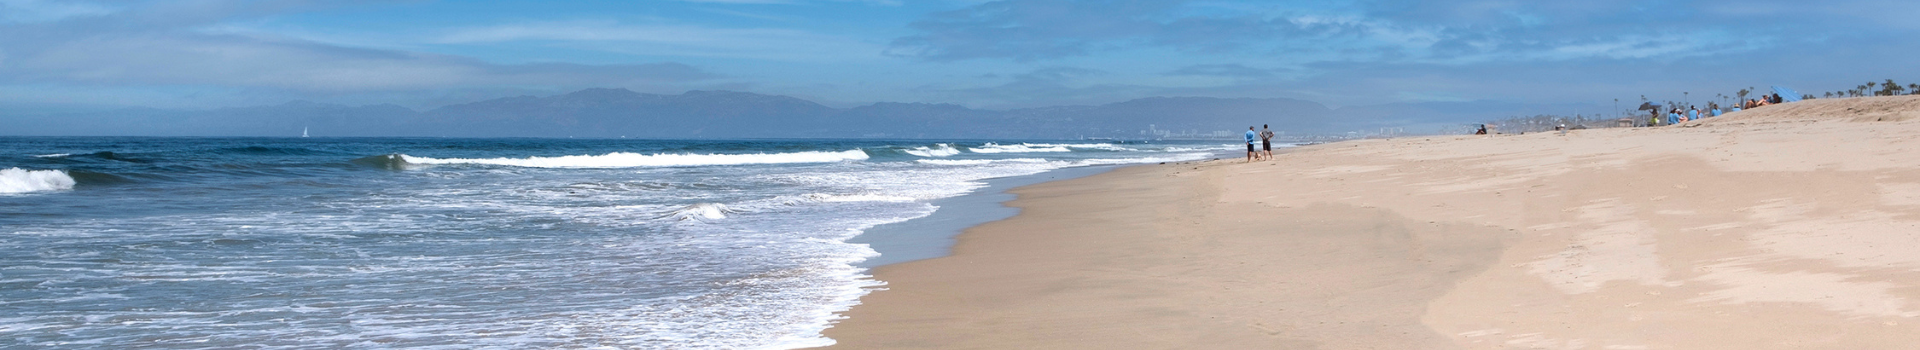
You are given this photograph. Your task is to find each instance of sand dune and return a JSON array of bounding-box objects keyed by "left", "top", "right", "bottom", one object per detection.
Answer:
[{"left": 821, "top": 95, "right": 1920, "bottom": 349}]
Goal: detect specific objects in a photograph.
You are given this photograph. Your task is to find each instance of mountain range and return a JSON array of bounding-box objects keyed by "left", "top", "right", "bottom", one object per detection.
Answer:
[{"left": 3, "top": 88, "right": 1603, "bottom": 139}]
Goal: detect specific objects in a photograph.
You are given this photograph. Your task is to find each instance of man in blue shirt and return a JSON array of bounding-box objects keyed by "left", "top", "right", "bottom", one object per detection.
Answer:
[{"left": 1244, "top": 126, "right": 1257, "bottom": 162}]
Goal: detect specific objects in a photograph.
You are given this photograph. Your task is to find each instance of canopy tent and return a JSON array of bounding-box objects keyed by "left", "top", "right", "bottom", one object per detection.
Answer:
[{"left": 1772, "top": 86, "right": 1804, "bottom": 103}]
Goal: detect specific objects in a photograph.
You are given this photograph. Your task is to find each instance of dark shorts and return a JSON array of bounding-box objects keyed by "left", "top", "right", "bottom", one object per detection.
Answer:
[
  {"left": 1261, "top": 140, "right": 1271, "bottom": 151},
  {"left": 1247, "top": 143, "right": 1255, "bottom": 152}
]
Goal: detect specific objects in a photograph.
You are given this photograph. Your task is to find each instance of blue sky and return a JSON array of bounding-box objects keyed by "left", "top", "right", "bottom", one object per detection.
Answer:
[{"left": 2, "top": 0, "right": 1916, "bottom": 111}]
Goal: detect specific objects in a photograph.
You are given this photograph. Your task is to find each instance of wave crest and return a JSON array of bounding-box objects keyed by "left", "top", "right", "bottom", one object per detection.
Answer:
[
  {"left": 966, "top": 143, "right": 1069, "bottom": 153},
  {"left": 667, "top": 203, "right": 736, "bottom": 221},
  {"left": 1, "top": 168, "right": 77, "bottom": 194},
  {"left": 903, "top": 144, "right": 960, "bottom": 157},
  {"left": 393, "top": 150, "right": 870, "bottom": 169}
]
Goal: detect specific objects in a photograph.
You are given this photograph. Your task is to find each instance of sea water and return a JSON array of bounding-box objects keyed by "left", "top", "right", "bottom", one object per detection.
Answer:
[{"left": 0, "top": 137, "right": 1240, "bottom": 349}]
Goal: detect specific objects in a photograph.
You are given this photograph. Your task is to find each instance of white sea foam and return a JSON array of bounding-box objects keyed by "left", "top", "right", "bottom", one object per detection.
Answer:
[
  {"left": 819, "top": 194, "right": 916, "bottom": 203},
  {"left": 398, "top": 150, "right": 870, "bottom": 168},
  {"left": 32, "top": 153, "right": 72, "bottom": 158},
  {"left": 966, "top": 143, "right": 1071, "bottom": 153},
  {"left": 1163, "top": 144, "right": 1244, "bottom": 152},
  {"left": 0, "top": 168, "right": 76, "bottom": 194},
  {"left": 0, "top": 140, "right": 1229, "bottom": 349},
  {"left": 1022, "top": 143, "right": 1130, "bottom": 151},
  {"left": 667, "top": 203, "right": 735, "bottom": 221},
  {"left": 915, "top": 158, "right": 1048, "bottom": 166},
  {"left": 1071, "top": 154, "right": 1210, "bottom": 166},
  {"left": 903, "top": 144, "right": 960, "bottom": 157},
  {"left": 916, "top": 154, "right": 1202, "bottom": 167}
]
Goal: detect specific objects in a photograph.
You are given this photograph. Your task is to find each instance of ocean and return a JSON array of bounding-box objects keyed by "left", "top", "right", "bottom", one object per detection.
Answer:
[{"left": 0, "top": 137, "right": 1238, "bottom": 349}]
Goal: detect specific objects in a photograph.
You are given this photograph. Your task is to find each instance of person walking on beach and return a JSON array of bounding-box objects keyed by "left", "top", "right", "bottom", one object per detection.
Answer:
[
  {"left": 1259, "top": 125, "right": 1276, "bottom": 161},
  {"left": 1244, "top": 127, "right": 1258, "bottom": 163}
]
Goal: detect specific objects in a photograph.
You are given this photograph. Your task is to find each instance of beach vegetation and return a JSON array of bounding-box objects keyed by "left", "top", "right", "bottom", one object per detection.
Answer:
[{"left": 1877, "top": 79, "right": 1905, "bottom": 96}]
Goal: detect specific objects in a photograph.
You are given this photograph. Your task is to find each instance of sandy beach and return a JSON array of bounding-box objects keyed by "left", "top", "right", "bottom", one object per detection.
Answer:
[{"left": 819, "top": 95, "right": 1920, "bottom": 349}]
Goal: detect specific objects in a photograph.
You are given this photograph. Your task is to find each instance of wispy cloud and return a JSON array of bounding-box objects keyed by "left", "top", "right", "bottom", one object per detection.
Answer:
[
  {"left": 434, "top": 20, "right": 888, "bottom": 62},
  {"left": 0, "top": 1, "right": 721, "bottom": 98},
  {"left": 1164, "top": 64, "right": 1278, "bottom": 78},
  {"left": 0, "top": 0, "right": 118, "bottom": 23},
  {"left": 10, "top": 33, "right": 716, "bottom": 91},
  {"left": 885, "top": 0, "right": 1804, "bottom": 65}
]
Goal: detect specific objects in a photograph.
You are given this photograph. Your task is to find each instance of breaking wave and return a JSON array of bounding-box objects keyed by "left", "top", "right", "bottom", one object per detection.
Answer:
[
  {"left": 1, "top": 168, "right": 77, "bottom": 194},
  {"left": 903, "top": 144, "right": 960, "bottom": 157},
  {"left": 667, "top": 203, "right": 736, "bottom": 221},
  {"left": 916, "top": 158, "right": 1049, "bottom": 166},
  {"left": 391, "top": 150, "right": 871, "bottom": 168},
  {"left": 1022, "top": 143, "right": 1130, "bottom": 151},
  {"left": 966, "top": 143, "right": 1071, "bottom": 153}
]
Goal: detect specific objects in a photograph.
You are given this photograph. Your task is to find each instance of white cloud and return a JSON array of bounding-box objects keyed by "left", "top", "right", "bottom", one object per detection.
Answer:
[
  {"left": 7, "top": 33, "right": 716, "bottom": 91},
  {"left": 0, "top": 0, "right": 117, "bottom": 23},
  {"left": 434, "top": 20, "right": 889, "bottom": 62}
]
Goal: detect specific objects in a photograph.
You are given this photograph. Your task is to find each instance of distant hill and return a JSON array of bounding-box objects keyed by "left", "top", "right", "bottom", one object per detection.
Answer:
[{"left": 1, "top": 88, "right": 1605, "bottom": 138}]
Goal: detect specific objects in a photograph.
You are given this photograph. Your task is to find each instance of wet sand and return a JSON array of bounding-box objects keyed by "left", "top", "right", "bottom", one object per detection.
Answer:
[{"left": 821, "top": 95, "right": 1920, "bottom": 349}]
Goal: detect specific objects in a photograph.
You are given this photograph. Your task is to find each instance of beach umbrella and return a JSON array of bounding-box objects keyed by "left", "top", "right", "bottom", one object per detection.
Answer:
[
  {"left": 1637, "top": 102, "right": 1662, "bottom": 111},
  {"left": 1772, "top": 86, "right": 1803, "bottom": 102}
]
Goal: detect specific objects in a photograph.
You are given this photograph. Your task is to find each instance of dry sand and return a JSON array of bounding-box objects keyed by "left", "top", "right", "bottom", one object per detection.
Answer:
[{"left": 819, "top": 95, "right": 1920, "bottom": 349}]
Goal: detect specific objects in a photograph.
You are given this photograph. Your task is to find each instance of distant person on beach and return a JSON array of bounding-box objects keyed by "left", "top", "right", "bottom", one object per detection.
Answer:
[
  {"left": 1688, "top": 107, "right": 1698, "bottom": 122},
  {"left": 1667, "top": 108, "right": 1680, "bottom": 126},
  {"left": 1245, "top": 127, "right": 1257, "bottom": 162},
  {"left": 1259, "top": 125, "right": 1275, "bottom": 160},
  {"left": 1711, "top": 103, "right": 1722, "bottom": 117}
]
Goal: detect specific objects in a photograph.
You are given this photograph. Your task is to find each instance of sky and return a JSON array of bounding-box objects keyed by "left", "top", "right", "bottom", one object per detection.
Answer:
[{"left": 2, "top": 0, "right": 1917, "bottom": 112}]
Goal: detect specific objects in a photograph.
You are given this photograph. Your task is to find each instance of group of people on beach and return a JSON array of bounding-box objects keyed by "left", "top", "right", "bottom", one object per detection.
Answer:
[
  {"left": 1245, "top": 125, "right": 1275, "bottom": 162},
  {"left": 1649, "top": 93, "right": 1786, "bottom": 126}
]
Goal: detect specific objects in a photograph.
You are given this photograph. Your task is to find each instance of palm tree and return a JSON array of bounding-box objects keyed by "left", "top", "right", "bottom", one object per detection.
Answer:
[
  {"left": 1824, "top": 92, "right": 1833, "bottom": 98},
  {"left": 1867, "top": 81, "right": 1879, "bottom": 96},
  {"left": 1909, "top": 83, "right": 1919, "bottom": 95}
]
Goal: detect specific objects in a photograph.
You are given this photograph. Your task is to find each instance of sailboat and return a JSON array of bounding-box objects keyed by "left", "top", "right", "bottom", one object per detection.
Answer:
[{"left": 301, "top": 127, "right": 309, "bottom": 138}]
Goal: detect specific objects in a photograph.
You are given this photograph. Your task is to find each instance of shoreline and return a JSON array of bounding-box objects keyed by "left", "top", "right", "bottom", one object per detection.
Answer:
[
  {"left": 850, "top": 147, "right": 1243, "bottom": 267},
  {"left": 818, "top": 96, "right": 1920, "bottom": 349},
  {"left": 847, "top": 164, "right": 1126, "bottom": 268}
]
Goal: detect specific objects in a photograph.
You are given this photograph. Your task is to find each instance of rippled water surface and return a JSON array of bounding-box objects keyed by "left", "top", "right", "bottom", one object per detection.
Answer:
[{"left": 0, "top": 137, "right": 1235, "bottom": 349}]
